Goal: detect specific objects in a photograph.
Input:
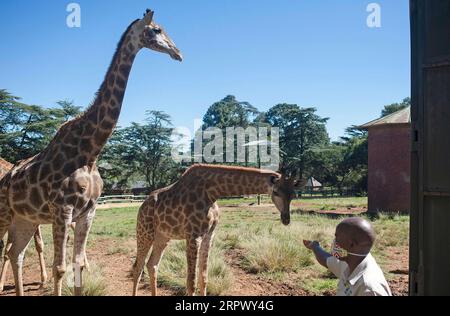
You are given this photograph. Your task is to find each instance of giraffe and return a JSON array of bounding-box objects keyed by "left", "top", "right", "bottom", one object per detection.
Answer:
[
  {"left": 0, "top": 157, "right": 50, "bottom": 292},
  {"left": 1, "top": 159, "right": 87, "bottom": 293},
  {"left": 132, "top": 164, "right": 305, "bottom": 296},
  {"left": 0, "top": 9, "right": 182, "bottom": 296},
  {"left": 0, "top": 158, "right": 13, "bottom": 265}
]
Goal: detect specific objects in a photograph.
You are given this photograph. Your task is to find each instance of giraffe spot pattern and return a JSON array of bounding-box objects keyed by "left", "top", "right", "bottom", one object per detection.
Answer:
[{"left": 30, "top": 187, "right": 43, "bottom": 207}]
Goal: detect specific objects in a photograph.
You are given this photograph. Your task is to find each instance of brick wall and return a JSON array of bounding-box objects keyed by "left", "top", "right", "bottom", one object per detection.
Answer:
[{"left": 368, "top": 124, "right": 411, "bottom": 213}]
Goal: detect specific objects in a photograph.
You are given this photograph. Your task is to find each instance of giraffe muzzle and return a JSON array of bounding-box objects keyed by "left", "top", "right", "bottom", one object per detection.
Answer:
[
  {"left": 170, "top": 51, "right": 183, "bottom": 62},
  {"left": 281, "top": 213, "right": 291, "bottom": 226}
]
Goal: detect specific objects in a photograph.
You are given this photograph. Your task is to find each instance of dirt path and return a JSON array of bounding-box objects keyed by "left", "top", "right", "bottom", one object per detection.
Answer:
[{"left": 222, "top": 249, "right": 309, "bottom": 296}]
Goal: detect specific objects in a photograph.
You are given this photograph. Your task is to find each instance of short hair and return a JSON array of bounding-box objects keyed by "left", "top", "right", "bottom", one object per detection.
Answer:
[{"left": 337, "top": 217, "right": 376, "bottom": 249}]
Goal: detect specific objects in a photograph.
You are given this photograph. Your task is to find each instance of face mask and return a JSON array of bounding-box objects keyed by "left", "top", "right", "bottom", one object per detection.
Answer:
[{"left": 331, "top": 239, "right": 369, "bottom": 259}]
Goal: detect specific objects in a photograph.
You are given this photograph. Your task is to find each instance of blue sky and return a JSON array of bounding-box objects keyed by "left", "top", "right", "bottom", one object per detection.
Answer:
[{"left": 0, "top": 0, "right": 410, "bottom": 141}]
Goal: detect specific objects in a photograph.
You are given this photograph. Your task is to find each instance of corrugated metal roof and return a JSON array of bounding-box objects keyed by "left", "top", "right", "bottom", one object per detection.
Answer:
[{"left": 360, "top": 106, "right": 411, "bottom": 128}]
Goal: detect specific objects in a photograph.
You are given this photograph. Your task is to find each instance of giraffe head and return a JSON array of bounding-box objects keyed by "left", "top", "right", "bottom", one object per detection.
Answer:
[
  {"left": 135, "top": 9, "right": 183, "bottom": 61},
  {"left": 270, "top": 174, "right": 306, "bottom": 226}
]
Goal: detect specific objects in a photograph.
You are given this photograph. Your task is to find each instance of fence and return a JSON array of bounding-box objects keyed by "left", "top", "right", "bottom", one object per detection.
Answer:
[
  {"left": 298, "top": 188, "right": 365, "bottom": 198},
  {"left": 97, "top": 194, "right": 147, "bottom": 205},
  {"left": 97, "top": 188, "right": 365, "bottom": 206}
]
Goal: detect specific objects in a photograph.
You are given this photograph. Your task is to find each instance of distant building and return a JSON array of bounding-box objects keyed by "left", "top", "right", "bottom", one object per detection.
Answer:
[
  {"left": 360, "top": 107, "right": 411, "bottom": 213},
  {"left": 131, "top": 181, "right": 151, "bottom": 195},
  {"left": 305, "top": 177, "right": 322, "bottom": 191}
]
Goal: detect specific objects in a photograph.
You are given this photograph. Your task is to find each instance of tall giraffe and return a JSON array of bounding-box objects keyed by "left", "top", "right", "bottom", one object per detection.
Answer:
[
  {"left": 0, "top": 157, "right": 48, "bottom": 292},
  {"left": 1, "top": 157, "right": 82, "bottom": 293},
  {"left": 132, "top": 164, "right": 305, "bottom": 296},
  {"left": 0, "top": 9, "right": 182, "bottom": 296}
]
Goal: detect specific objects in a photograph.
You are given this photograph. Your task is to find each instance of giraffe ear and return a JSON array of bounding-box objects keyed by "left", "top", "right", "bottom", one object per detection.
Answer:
[
  {"left": 143, "top": 9, "right": 154, "bottom": 25},
  {"left": 270, "top": 175, "right": 280, "bottom": 185}
]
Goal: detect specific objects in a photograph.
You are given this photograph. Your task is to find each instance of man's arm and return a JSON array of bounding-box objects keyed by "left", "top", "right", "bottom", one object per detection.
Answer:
[{"left": 303, "top": 240, "right": 332, "bottom": 268}]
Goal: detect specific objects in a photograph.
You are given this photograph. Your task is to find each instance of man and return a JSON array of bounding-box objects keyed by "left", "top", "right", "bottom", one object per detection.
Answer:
[{"left": 303, "top": 217, "right": 392, "bottom": 296}]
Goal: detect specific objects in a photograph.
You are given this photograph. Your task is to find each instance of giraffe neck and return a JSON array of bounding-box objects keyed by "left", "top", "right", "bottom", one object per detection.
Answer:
[
  {"left": 80, "top": 21, "right": 141, "bottom": 162},
  {"left": 43, "top": 20, "right": 142, "bottom": 168},
  {"left": 183, "top": 165, "right": 278, "bottom": 201}
]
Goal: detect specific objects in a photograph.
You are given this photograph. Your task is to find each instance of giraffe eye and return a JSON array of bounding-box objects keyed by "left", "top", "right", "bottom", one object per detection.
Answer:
[{"left": 153, "top": 28, "right": 162, "bottom": 34}]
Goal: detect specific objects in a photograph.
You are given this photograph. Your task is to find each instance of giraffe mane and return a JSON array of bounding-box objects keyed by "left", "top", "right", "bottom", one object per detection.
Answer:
[
  {"left": 42, "top": 19, "right": 141, "bottom": 153},
  {"left": 81, "top": 18, "right": 141, "bottom": 117},
  {"left": 182, "top": 164, "right": 281, "bottom": 177}
]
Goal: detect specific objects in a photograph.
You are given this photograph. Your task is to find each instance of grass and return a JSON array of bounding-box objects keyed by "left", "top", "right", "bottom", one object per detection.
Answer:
[
  {"left": 157, "top": 240, "right": 234, "bottom": 296},
  {"left": 60, "top": 263, "right": 108, "bottom": 296},
  {"left": 40, "top": 260, "right": 108, "bottom": 296},
  {"left": 291, "top": 196, "right": 368, "bottom": 212},
  {"left": 18, "top": 196, "right": 408, "bottom": 296}
]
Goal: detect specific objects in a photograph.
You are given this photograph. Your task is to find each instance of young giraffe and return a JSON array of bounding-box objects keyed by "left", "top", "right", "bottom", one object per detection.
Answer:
[
  {"left": 132, "top": 164, "right": 304, "bottom": 296},
  {"left": 0, "top": 9, "right": 182, "bottom": 296},
  {"left": 0, "top": 157, "right": 50, "bottom": 292}
]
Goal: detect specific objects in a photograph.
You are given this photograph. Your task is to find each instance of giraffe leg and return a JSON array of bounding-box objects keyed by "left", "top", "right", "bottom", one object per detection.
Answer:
[
  {"left": 0, "top": 239, "right": 3, "bottom": 264},
  {"left": 0, "top": 196, "right": 12, "bottom": 251},
  {"left": 0, "top": 251, "right": 9, "bottom": 292},
  {"left": 69, "top": 222, "right": 90, "bottom": 272},
  {"left": 0, "top": 227, "right": 13, "bottom": 292},
  {"left": 0, "top": 189, "right": 12, "bottom": 293},
  {"left": 52, "top": 214, "right": 72, "bottom": 296},
  {"left": 83, "top": 250, "right": 90, "bottom": 272},
  {"left": 186, "top": 236, "right": 202, "bottom": 296},
  {"left": 7, "top": 219, "right": 38, "bottom": 296},
  {"left": 33, "top": 226, "right": 48, "bottom": 287},
  {"left": 132, "top": 239, "right": 152, "bottom": 296},
  {"left": 198, "top": 226, "right": 217, "bottom": 296},
  {"left": 146, "top": 235, "right": 170, "bottom": 296},
  {"left": 72, "top": 211, "right": 95, "bottom": 296}
]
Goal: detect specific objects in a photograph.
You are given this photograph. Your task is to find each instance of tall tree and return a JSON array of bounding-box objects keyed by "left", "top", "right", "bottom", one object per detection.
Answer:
[
  {"left": 202, "top": 95, "right": 258, "bottom": 129},
  {"left": 263, "top": 104, "right": 329, "bottom": 178},
  {"left": 99, "top": 111, "right": 182, "bottom": 192},
  {"left": 198, "top": 95, "right": 259, "bottom": 165},
  {"left": 0, "top": 90, "right": 82, "bottom": 162}
]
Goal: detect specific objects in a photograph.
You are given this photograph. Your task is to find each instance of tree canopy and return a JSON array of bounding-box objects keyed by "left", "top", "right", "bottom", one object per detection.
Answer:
[
  {"left": 262, "top": 104, "right": 329, "bottom": 178},
  {"left": 381, "top": 97, "right": 411, "bottom": 117},
  {"left": 0, "top": 89, "right": 82, "bottom": 162}
]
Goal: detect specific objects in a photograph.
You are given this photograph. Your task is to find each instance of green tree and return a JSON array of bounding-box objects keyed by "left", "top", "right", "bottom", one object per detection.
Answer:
[
  {"left": 309, "top": 133, "right": 368, "bottom": 195},
  {"left": 54, "top": 100, "right": 83, "bottom": 121},
  {"left": 197, "top": 95, "right": 259, "bottom": 165},
  {"left": 202, "top": 95, "right": 258, "bottom": 129},
  {"left": 0, "top": 90, "right": 82, "bottom": 162},
  {"left": 381, "top": 97, "right": 411, "bottom": 117},
  {"left": 263, "top": 104, "right": 329, "bottom": 178},
  {"left": 97, "top": 127, "right": 137, "bottom": 191},
  {"left": 99, "top": 111, "right": 182, "bottom": 192}
]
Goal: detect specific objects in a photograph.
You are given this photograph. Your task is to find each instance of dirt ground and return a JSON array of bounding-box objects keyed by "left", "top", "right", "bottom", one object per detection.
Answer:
[
  {"left": 0, "top": 202, "right": 409, "bottom": 296},
  {"left": 0, "top": 240, "right": 408, "bottom": 297}
]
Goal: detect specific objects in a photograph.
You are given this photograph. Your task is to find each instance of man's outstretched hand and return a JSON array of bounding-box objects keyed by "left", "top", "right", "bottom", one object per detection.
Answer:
[
  {"left": 303, "top": 240, "right": 330, "bottom": 268},
  {"left": 303, "top": 240, "right": 320, "bottom": 250}
]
